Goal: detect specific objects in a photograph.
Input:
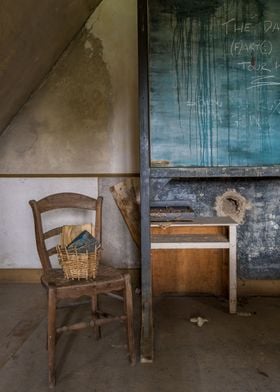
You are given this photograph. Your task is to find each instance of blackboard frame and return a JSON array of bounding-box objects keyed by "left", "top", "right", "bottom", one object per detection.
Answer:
[
  {"left": 142, "top": 0, "right": 280, "bottom": 178},
  {"left": 150, "top": 166, "right": 280, "bottom": 178}
]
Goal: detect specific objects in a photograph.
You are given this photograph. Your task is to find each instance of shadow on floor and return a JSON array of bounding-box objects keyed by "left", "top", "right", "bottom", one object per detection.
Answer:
[{"left": 1, "top": 284, "right": 280, "bottom": 392}]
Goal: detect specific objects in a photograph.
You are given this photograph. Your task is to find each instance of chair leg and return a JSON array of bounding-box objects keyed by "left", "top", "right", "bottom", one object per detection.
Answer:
[
  {"left": 48, "top": 287, "right": 57, "bottom": 388},
  {"left": 123, "top": 274, "right": 136, "bottom": 365},
  {"left": 91, "top": 294, "right": 101, "bottom": 340}
]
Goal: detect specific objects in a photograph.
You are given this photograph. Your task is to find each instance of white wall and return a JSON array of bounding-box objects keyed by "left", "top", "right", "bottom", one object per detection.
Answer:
[{"left": 0, "top": 178, "right": 98, "bottom": 268}]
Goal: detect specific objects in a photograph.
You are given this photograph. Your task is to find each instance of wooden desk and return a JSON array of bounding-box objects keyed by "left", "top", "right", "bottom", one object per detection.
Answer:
[{"left": 151, "top": 217, "right": 238, "bottom": 314}]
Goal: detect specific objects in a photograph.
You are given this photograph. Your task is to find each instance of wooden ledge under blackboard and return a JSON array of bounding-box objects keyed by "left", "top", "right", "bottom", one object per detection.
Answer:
[{"left": 150, "top": 166, "right": 280, "bottom": 178}]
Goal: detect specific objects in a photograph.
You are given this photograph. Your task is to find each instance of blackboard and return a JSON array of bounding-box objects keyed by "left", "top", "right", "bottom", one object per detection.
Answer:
[{"left": 149, "top": 0, "right": 280, "bottom": 168}]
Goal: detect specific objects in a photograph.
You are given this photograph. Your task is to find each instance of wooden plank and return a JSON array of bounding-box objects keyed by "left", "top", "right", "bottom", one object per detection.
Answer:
[
  {"left": 151, "top": 242, "right": 230, "bottom": 249},
  {"left": 38, "top": 193, "right": 97, "bottom": 212},
  {"left": 151, "top": 224, "right": 231, "bottom": 248},
  {"left": 151, "top": 216, "right": 237, "bottom": 227},
  {"left": 150, "top": 165, "right": 280, "bottom": 178},
  {"left": 60, "top": 223, "right": 94, "bottom": 246},
  {"left": 152, "top": 248, "right": 228, "bottom": 296},
  {"left": 110, "top": 178, "right": 140, "bottom": 248},
  {"left": 151, "top": 225, "right": 227, "bottom": 236},
  {"left": 151, "top": 233, "right": 229, "bottom": 243},
  {"left": 44, "top": 226, "right": 62, "bottom": 240}
]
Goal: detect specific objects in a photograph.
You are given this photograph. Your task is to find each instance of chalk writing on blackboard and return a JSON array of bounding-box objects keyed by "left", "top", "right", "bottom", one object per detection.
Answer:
[{"left": 149, "top": 0, "right": 280, "bottom": 167}]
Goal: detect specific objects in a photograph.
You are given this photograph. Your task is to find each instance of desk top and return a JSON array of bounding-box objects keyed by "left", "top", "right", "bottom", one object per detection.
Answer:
[{"left": 150, "top": 216, "right": 238, "bottom": 227}]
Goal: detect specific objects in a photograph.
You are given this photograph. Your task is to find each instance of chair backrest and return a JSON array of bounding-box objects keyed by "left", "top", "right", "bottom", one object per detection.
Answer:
[{"left": 29, "top": 192, "right": 103, "bottom": 273}]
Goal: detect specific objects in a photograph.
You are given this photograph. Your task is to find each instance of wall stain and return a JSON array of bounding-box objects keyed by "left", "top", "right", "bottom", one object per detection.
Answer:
[{"left": 0, "top": 27, "right": 113, "bottom": 173}]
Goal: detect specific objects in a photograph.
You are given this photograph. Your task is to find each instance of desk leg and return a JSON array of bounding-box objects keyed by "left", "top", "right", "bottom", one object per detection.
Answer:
[{"left": 229, "top": 226, "right": 237, "bottom": 314}]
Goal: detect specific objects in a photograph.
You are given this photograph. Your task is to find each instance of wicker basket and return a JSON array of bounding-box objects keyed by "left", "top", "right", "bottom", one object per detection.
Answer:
[{"left": 57, "top": 245, "right": 100, "bottom": 280}]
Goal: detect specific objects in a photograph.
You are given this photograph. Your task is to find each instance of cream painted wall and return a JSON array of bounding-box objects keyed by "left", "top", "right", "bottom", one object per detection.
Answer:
[
  {"left": 86, "top": 0, "right": 139, "bottom": 173},
  {"left": 0, "top": 1, "right": 140, "bottom": 269},
  {"left": 0, "top": 0, "right": 139, "bottom": 174},
  {"left": 0, "top": 178, "right": 98, "bottom": 268}
]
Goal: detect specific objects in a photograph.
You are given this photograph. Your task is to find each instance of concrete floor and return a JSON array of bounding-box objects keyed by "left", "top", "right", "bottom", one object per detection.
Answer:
[{"left": 1, "top": 284, "right": 280, "bottom": 391}]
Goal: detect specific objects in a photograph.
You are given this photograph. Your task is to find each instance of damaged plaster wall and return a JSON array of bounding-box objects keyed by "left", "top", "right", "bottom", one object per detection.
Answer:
[
  {"left": 0, "top": 0, "right": 138, "bottom": 174},
  {"left": 0, "top": 0, "right": 103, "bottom": 136},
  {"left": 86, "top": 0, "right": 139, "bottom": 173},
  {"left": 0, "top": 0, "right": 140, "bottom": 269},
  {"left": 0, "top": 28, "right": 113, "bottom": 173},
  {"left": 151, "top": 178, "right": 280, "bottom": 280},
  {"left": 214, "top": 189, "right": 251, "bottom": 224}
]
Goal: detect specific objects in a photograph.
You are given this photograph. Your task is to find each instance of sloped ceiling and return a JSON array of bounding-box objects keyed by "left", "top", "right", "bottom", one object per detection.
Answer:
[{"left": 0, "top": 0, "right": 103, "bottom": 136}]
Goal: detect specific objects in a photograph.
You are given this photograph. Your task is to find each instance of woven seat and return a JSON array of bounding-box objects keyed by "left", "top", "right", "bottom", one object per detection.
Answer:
[
  {"left": 30, "top": 192, "right": 136, "bottom": 387},
  {"left": 42, "top": 264, "right": 124, "bottom": 288}
]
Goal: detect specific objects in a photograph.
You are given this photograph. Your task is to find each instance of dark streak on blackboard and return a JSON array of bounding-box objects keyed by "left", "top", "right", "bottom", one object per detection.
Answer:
[{"left": 149, "top": 0, "right": 280, "bottom": 167}]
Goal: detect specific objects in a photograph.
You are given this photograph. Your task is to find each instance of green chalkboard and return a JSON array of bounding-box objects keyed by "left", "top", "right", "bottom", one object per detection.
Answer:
[{"left": 149, "top": 0, "right": 280, "bottom": 168}]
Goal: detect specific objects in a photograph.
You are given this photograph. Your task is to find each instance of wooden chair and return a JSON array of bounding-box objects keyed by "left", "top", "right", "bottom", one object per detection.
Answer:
[{"left": 29, "top": 192, "right": 136, "bottom": 387}]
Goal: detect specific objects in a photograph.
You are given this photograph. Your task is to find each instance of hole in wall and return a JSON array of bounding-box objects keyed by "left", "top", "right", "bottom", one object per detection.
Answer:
[{"left": 215, "top": 189, "right": 251, "bottom": 224}]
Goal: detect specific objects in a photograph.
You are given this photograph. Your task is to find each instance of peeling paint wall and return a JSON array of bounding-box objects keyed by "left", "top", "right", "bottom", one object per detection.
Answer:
[
  {"left": 0, "top": 0, "right": 139, "bottom": 269},
  {"left": 86, "top": 0, "right": 139, "bottom": 173},
  {"left": 0, "top": 0, "right": 103, "bottom": 135},
  {"left": 0, "top": 29, "right": 113, "bottom": 173},
  {"left": 0, "top": 0, "right": 138, "bottom": 174}
]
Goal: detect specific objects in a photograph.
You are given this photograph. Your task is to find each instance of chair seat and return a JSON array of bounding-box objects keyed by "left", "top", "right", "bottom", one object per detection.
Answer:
[{"left": 41, "top": 265, "right": 126, "bottom": 299}]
